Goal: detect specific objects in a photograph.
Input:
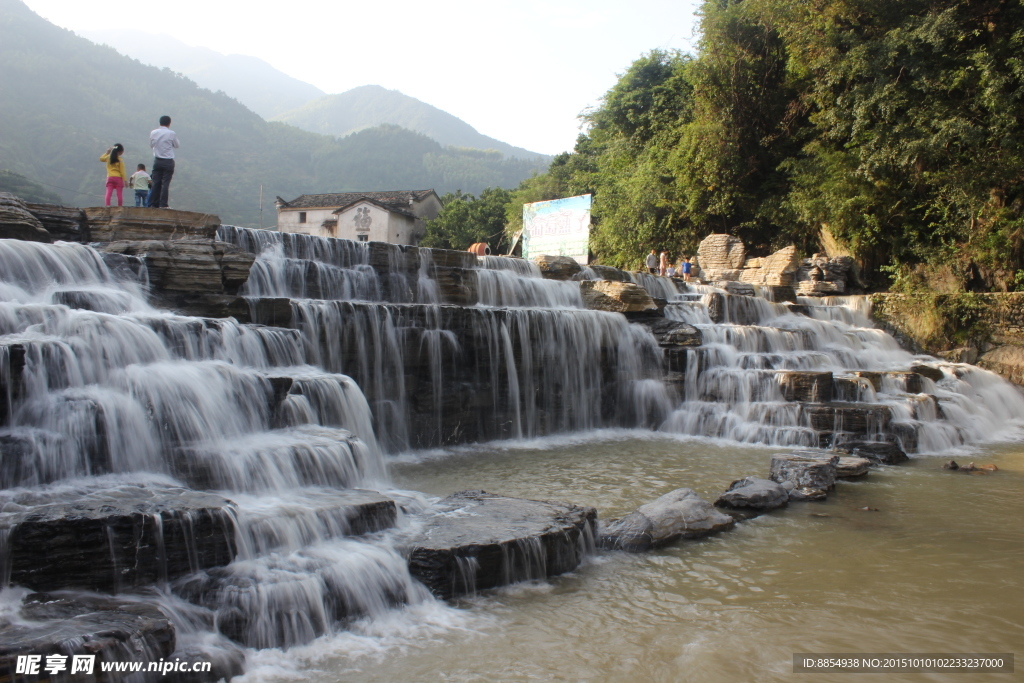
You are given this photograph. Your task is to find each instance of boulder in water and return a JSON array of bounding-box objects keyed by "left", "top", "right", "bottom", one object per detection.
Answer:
[
  {"left": 714, "top": 477, "right": 788, "bottom": 511},
  {"left": 0, "top": 193, "right": 52, "bottom": 243},
  {"left": 2, "top": 483, "right": 237, "bottom": 592},
  {"left": 836, "top": 456, "right": 872, "bottom": 478},
  {"left": 403, "top": 490, "right": 596, "bottom": 599},
  {"left": 769, "top": 453, "right": 839, "bottom": 501},
  {"left": 533, "top": 254, "right": 583, "bottom": 280},
  {"left": 599, "top": 488, "right": 734, "bottom": 552},
  {"left": 0, "top": 592, "right": 174, "bottom": 678}
]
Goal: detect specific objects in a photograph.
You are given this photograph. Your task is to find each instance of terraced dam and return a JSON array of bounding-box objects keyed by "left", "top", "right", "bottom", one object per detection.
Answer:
[{"left": 1, "top": 203, "right": 1022, "bottom": 681}]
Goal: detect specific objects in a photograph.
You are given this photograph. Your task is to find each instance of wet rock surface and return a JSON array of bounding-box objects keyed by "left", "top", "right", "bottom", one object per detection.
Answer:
[
  {"left": 836, "top": 456, "right": 872, "bottom": 478},
  {"left": 403, "top": 491, "right": 597, "bottom": 600},
  {"left": 778, "top": 371, "right": 834, "bottom": 403},
  {"left": 632, "top": 316, "right": 703, "bottom": 347},
  {"left": 715, "top": 477, "right": 789, "bottom": 511},
  {"left": 1, "top": 483, "right": 237, "bottom": 592},
  {"left": 599, "top": 488, "right": 734, "bottom": 552},
  {"left": 100, "top": 239, "right": 254, "bottom": 302},
  {"left": 843, "top": 440, "right": 909, "bottom": 465},
  {"left": 802, "top": 402, "right": 892, "bottom": 436},
  {"left": 0, "top": 592, "right": 174, "bottom": 679},
  {"left": 770, "top": 453, "right": 839, "bottom": 501}
]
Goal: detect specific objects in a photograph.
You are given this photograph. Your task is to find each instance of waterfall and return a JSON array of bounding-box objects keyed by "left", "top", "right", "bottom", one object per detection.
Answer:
[{"left": 4, "top": 224, "right": 1024, "bottom": 665}]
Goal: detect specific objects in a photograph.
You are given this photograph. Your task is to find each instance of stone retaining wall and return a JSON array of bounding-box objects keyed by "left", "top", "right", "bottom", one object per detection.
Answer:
[{"left": 871, "top": 292, "right": 1024, "bottom": 386}]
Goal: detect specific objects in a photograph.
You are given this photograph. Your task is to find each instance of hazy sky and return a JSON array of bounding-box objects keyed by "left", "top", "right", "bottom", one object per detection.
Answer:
[{"left": 24, "top": 0, "right": 702, "bottom": 155}]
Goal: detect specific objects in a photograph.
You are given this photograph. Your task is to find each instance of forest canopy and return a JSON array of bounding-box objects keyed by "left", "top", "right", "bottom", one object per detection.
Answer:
[{"left": 429, "top": 0, "right": 1023, "bottom": 286}]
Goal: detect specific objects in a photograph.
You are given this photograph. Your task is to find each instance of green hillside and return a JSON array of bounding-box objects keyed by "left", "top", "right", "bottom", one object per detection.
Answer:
[
  {"left": 275, "top": 85, "right": 548, "bottom": 160},
  {"left": 0, "top": 0, "right": 547, "bottom": 226}
]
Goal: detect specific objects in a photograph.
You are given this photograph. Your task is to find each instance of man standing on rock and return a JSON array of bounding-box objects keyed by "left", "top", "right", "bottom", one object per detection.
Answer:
[
  {"left": 645, "top": 249, "right": 659, "bottom": 274},
  {"left": 147, "top": 115, "right": 179, "bottom": 208}
]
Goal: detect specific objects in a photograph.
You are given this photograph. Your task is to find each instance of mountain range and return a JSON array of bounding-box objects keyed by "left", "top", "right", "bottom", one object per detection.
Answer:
[
  {"left": 84, "top": 30, "right": 545, "bottom": 159},
  {"left": 0, "top": 0, "right": 547, "bottom": 225},
  {"left": 82, "top": 29, "right": 326, "bottom": 120}
]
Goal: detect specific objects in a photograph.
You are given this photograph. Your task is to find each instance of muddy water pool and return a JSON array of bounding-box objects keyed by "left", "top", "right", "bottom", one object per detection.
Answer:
[{"left": 242, "top": 431, "right": 1023, "bottom": 682}]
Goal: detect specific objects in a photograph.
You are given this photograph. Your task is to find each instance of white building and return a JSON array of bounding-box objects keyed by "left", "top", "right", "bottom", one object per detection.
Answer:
[{"left": 274, "top": 190, "right": 442, "bottom": 245}]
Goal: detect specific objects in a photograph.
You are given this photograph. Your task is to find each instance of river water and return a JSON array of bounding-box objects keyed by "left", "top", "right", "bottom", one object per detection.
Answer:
[{"left": 240, "top": 431, "right": 1024, "bottom": 682}]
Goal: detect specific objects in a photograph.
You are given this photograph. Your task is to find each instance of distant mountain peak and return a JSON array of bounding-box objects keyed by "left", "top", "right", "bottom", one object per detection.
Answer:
[{"left": 275, "top": 85, "right": 548, "bottom": 160}]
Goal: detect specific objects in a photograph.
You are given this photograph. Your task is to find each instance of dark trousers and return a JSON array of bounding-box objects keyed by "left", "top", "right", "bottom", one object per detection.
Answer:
[{"left": 148, "top": 157, "right": 175, "bottom": 208}]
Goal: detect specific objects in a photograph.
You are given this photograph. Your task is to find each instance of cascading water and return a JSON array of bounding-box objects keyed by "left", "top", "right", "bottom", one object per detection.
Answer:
[
  {"left": 4, "top": 224, "right": 1024, "bottom": 676},
  {"left": 656, "top": 282, "right": 1024, "bottom": 450},
  {"left": 0, "top": 237, "right": 429, "bottom": 661}
]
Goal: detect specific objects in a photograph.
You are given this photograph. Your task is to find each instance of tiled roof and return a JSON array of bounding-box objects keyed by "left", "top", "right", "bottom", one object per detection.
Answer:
[{"left": 278, "top": 190, "right": 436, "bottom": 211}]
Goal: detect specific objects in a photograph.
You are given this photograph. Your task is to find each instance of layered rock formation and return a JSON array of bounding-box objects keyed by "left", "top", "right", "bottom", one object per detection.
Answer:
[
  {"left": 0, "top": 193, "right": 51, "bottom": 242},
  {"left": 695, "top": 234, "right": 745, "bottom": 281}
]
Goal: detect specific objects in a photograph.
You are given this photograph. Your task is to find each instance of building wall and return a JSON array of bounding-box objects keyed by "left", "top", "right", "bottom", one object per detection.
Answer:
[
  {"left": 276, "top": 193, "right": 442, "bottom": 244},
  {"left": 276, "top": 208, "right": 337, "bottom": 237},
  {"left": 334, "top": 202, "right": 391, "bottom": 243}
]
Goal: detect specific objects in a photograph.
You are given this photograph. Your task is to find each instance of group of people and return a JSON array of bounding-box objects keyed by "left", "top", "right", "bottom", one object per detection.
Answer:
[
  {"left": 99, "top": 115, "right": 179, "bottom": 208},
  {"left": 646, "top": 249, "right": 693, "bottom": 281}
]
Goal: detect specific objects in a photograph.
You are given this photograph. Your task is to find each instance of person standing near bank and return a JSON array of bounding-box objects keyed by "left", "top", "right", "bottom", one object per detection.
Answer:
[
  {"left": 645, "top": 249, "right": 658, "bottom": 274},
  {"left": 148, "top": 115, "right": 178, "bottom": 208},
  {"left": 681, "top": 256, "right": 693, "bottom": 282},
  {"left": 100, "top": 143, "right": 128, "bottom": 206},
  {"left": 659, "top": 249, "right": 669, "bottom": 276},
  {"left": 129, "top": 164, "right": 151, "bottom": 207}
]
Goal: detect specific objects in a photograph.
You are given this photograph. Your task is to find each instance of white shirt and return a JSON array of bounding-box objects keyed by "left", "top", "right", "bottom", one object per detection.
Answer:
[{"left": 150, "top": 126, "right": 179, "bottom": 159}]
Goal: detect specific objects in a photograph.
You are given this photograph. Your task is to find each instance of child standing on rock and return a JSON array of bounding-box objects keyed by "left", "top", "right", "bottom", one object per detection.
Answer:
[
  {"left": 129, "top": 163, "right": 151, "bottom": 207},
  {"left": 100, "top": 144, "right": 128, "bottom": 207}
]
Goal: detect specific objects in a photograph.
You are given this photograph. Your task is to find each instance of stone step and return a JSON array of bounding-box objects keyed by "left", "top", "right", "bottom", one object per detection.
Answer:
[
  {"left": 0, "top": 592, "right": 174, "bottom": 679},
  {"left": 401, "top": 490, "right": 597, "bottom": 600},
  {"left": 234, "top": 488, "right": 398, "bottom": 556},
  {"left": 1, "top": 482, "right": 237, "bottom": 592}
]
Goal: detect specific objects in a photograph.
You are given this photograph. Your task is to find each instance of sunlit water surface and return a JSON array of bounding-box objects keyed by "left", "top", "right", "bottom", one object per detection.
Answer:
[{"left": 240, "top": 432, "right": 1024, "bottom": 682}]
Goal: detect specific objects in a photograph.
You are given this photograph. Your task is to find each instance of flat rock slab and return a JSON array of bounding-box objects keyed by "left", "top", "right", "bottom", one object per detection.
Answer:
[
  {"left": 599, "top": 488, "right": 734, "bottom": 552},
  {"left": 770, "top": 453, "right": 839, "bottom": 501},
  {"left": 0, "top": 592, "right": 174, "bottom": 678},
  {"left": 836, "top": 456, "right": 872, "bottom": 478},
  {"left": 84, "top": 207, "right": 220, "bottom": 242},
  {"left": 403, "top": 490, "right": 597, "bottom": 600},
  {"left": 1, "top": 482, "right": 237, "bottom": 592},
  {"left": 715, "top": 477, "right": 789, "bottom": 511},
  {"left": 844, "top": 440, "right": 909, "bottom": 465}
]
